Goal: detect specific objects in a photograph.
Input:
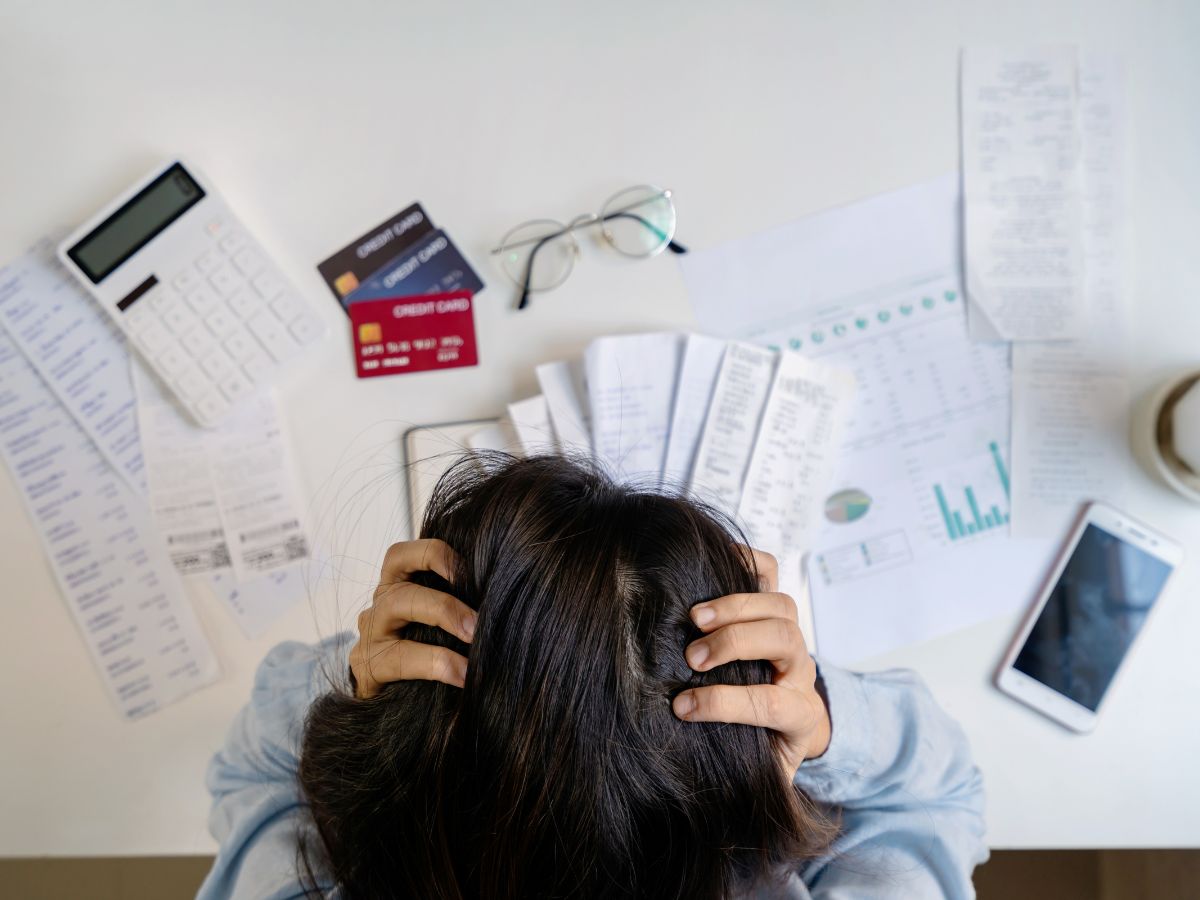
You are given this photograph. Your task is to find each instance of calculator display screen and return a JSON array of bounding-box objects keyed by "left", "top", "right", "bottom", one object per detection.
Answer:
[{"left": 68, "top": 163, "right": 206, "bottom": 283}]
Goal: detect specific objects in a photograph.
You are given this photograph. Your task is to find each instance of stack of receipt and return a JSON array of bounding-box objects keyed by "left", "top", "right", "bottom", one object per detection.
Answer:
[{"left": 0, "top": 241, "right": 313, "bottom": 718}]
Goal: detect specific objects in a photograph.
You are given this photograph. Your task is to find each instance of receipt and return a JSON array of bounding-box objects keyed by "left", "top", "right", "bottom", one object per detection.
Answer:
[
  {"left": 0, "top": 240, "right": 146, "bottom": 493},
  {"left": 207, "top": 392, "right": 312, "bottom": 580},
  {"left": 688, "top": 342, "right": 778, "bottom": 516},
  {"left": 0, "top": 327, "right": 217, "bottom": 719},
  {"left": 537, "top": 360, "right": 591, "bottom": 456},
  {"left": 662, "top": 334, "right": 727, "bottom": 490},
  {"left": 961, "top": 46, "right": 1087, "bottom": 341},
  {"left": 737, "top": 353, "right": 855, "bottom": 558},
  {"left": 585, "top": 332, "right": 683, "bottom": 483}
]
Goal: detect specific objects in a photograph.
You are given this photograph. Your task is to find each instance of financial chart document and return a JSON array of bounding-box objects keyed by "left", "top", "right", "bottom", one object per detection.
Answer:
[{"left": 682, "top": 175, "right": 1052, "bottom": 664}]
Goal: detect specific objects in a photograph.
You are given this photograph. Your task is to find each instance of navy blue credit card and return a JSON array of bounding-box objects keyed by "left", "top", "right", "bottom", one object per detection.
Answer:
[{"left": 343, "top": 229, "right": 485, "bottom": 309}]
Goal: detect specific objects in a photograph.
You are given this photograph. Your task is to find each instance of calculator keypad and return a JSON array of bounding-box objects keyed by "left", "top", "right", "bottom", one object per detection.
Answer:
[{"left": 118, "top": 217, "right": 326, "bottom": 427}]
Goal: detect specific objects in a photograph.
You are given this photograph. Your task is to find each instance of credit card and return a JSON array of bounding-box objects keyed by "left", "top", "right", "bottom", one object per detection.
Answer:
[
  {"left": 349, "top": 290, "right": 478, "bottom": 378},
  {"left": 317, "top": 202, "right": 435, "bottom": 306},
  {"left": 343, "top": 229, "right": 485, "bottom": 310}
]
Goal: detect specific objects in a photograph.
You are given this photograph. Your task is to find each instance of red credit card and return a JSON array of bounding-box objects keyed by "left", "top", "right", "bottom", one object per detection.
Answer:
[{"left": 349, "top": 290, "right": 478, "bottom": 378}]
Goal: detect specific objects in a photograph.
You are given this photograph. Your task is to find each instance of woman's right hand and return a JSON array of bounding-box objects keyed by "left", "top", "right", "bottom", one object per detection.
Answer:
[{"left": 350, "top": 538, "right": 477, "bottom": 699}]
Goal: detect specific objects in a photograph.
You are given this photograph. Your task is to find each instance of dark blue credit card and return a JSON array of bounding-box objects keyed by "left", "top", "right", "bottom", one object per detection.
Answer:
[{"left": 343, "top": 228, "right": 484, "bottom": 309}]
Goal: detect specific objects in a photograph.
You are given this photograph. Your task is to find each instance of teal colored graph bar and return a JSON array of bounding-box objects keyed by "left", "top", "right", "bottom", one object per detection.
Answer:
[
  {"left": 984, "top": 512, "right": 996, "bottom": 528},
  {"left": 991, "top": 504, "right": 1003, "bottom": 525},
  {"left": 953, "top": 511, "right": 966, "bottom": 536},
  {"left": 965, "top": 487, "right": 984, "bottom": 530},
  {"left": 967, "top": 522, "right": 977, "bottom": 534},
  {"left": 934, "top": 484, "right": 957, "bottom": 540},
  {"left": 989, "top": 441, "right": 1010, "bottom": 498}
]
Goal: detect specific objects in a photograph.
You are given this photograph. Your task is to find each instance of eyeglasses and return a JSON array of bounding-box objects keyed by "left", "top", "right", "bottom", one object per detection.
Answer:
[{"left": 491, "top": 185, "right": 688, "bottom": 310}]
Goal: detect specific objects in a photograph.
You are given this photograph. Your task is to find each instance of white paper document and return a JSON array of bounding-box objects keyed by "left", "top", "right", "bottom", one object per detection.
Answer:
[
  {"left": 0, "top": 329, "right": 218, "bottom": 718},
  {"left": 737, "top": 353, "right": 855, "bottom": 559},
  {"left": 662, "top": 334, "right": 727, "bottom": 490},
  {"left": 682, "top": 174, "right": 1054, "bottom": 664},
  {"left": 133, "top": 363, "right": 232, "bottom": 575},
  {"left": 688, "top": 342, "right": 778, "bottom": 517},
  {"left": 961, "top": 45, "right": 1087, "bottom": 341},
  {"left": 536, "top": 360, "right": 592, "bottom": 456},
  {"left": 1010, "top": 57, "right": 1131, "bottom": 538},
  {"left": 507, "top": 394, "right": 557, "bottom": 455},
  {"left": 207, "top": 392, "right": 312, "bottom": 581},
  {"left": 585, "top": 332, "right": 683, "bottom": 483},
  {"left": 208, "top": 567, "right": 306, "bottom": 640},
  {"left": 0, "top": 241, "right": 146, "bottom": 494},
  {"left": 132, "top": 361, "right": 311, "bottom": 589}
]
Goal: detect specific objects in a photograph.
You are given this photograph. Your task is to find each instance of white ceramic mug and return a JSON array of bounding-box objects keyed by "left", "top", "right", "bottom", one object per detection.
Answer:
[{"left": 1133, "top": 369, "right": 1200, "bottom": 503}]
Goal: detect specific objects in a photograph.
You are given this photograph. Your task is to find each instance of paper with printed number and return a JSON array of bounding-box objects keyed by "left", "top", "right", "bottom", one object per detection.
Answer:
[
  {"left": 961, "top": 45, "right": 1088, "bottom": 341},
  {"left": 688, "top": 342, "right": 778, "bottom": 516},
  {"left": 0, "top": 326, "right": 218, "bottom": 719},
  {"left": 662, "top": 334, "right": 727, "bottom": 490},
  {"left": 736, "top": 353, "right": 855, "bottom": 559},
  {"left": 585, "top": 333, "right": 683, "bottom": 483},
  {"left": 0, "top": 240, "right": 147, "bottom": 494},
  {"left": 1010, "top": 55, "right": 1131, "bottom": 537}
]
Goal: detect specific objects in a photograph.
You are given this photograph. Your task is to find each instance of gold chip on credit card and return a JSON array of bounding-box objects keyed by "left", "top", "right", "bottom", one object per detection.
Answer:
[
  {"left": 334, "top": 272, "right": 360, "bottom": 296},
  {"left": 358, "top": 322, "right": 383, "bottom": 343}
]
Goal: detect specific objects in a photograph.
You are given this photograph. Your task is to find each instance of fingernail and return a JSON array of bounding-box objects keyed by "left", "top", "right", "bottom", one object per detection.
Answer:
[
  {"left": 692, "top": 605, "right": 716, "bottom": 626},
  {"left": 673, "top": 692, "right": 696, "bottom": 718},
  {"left": 687, "top": 643, "right": 709, "bottom": 670},
  {"left": 463, "top": 614, "right": 477, "bottom": 639}
]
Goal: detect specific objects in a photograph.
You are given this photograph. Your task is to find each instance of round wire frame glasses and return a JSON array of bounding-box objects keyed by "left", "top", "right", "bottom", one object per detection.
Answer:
[{"left": 491, "top": 184, "right": 688, "bottom": 310}]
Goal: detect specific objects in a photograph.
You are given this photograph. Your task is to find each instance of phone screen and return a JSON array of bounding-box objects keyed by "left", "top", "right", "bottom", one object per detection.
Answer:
[{"left": 1013, "top": 523, "right": 1175, "bottom": 711}]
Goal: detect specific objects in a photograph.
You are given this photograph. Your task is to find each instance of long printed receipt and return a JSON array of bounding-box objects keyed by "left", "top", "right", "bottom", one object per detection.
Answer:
[
  {"left": 0, "top": 326, "right": 218, "bottom": 719},
  {"left": 961, "top": 46, "right": 1088, "bottom": 341}
]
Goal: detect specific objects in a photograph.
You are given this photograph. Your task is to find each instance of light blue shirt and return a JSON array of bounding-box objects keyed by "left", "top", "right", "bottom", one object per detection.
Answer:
[{"left": 198, "top": 635, "right": 988, "bottom": 899}]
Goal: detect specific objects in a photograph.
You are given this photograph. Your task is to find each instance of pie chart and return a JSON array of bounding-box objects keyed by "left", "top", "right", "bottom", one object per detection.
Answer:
[{"left": 824, "top": 488, "right": 872, "bottom": 524}]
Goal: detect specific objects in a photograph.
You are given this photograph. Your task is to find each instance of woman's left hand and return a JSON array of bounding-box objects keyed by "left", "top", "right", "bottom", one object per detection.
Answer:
[{"left": 671, "top": 549, "right": 831, "bottom": 777}]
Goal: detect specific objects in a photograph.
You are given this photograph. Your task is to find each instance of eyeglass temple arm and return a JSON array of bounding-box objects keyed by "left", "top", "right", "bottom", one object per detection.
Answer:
[
  {"left": 601, "top": 210, "right": 689, "bottom": 254},
  {"left": 517, "top": 231, "right": 564, "bottom": 310}
]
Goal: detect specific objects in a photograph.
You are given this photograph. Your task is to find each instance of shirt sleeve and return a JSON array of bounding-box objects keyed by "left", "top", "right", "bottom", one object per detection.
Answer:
[
  {"left": 196, "top": 633, "right": 351, "bottom": 900},
  {"left": 793, "top": 663, "right": 989, "bottom": 900}
]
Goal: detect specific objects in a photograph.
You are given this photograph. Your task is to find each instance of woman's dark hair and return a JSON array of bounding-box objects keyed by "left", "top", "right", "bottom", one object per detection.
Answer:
[{"left": 299, "top": 453, "right": 835, "bottom": 899}]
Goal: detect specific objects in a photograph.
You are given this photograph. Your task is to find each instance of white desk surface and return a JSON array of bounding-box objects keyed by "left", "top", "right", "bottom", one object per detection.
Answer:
[{"left": 2, "top": 0, "right": 1198, "bottom": 857}]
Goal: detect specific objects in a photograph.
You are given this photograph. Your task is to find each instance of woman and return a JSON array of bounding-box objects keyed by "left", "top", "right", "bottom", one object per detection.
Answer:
[{"left": 198, "top": 454, "right": 987, "bottom": 899}]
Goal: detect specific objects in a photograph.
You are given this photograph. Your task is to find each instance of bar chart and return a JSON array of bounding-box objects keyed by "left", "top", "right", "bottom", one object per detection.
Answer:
[{"left": 932, "top": 441, "right": 1010, "bottom": 541}]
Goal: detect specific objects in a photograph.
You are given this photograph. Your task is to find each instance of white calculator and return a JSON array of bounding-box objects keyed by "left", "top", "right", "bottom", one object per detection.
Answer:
[{"left": 57, "top": 160, "right": 326, "bottom": 427}]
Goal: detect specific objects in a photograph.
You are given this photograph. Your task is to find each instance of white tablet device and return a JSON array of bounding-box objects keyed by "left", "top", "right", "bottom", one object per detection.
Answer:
[
  {"left": 57, "top": 160, "right": 326, "bottom": 427},
  {"left": 995, "top": 502, "right": 1182, "bottom": 732}
]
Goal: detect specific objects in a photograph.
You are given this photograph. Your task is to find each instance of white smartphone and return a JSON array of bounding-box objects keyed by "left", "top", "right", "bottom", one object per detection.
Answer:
[{"left": 995, "top": 502, "right": 1183, "bottom": 732}]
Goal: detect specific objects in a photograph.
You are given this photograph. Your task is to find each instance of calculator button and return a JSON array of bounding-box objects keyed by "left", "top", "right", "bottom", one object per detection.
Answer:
[
  {"left": 251, "top": 271, "right": 283, "bottom": 300},
  {"left": 181, "top": 327, "right": 215, "bottom": 359},
  {"left": 247, "top": 311, "right": 298, "bottom": 363},
  {"left": 148, "top": 288, "right": 175, "bottom": 314},
  {"left": 205, "top": 306, "right": 238, "bottom": 338},
  {"left": 289, "top": 313, "right": 323, "bottom": 346},
  {"left": 232, "top": 247, "right": 265, "bottom": 277},
  {"left": 185, "top": 286, "right": 221, "bottom": 317},
  {"left": 155, "top": 343, "right": 191, "bottom": 378},
  {"left": 269, "top": 292, "right": 303, "bottom": 323},
  {"left": 218, "top": 370, "right": 254, "bottom": 403},
  {"left": 174, "top": 367, "right": 209, "bottom": 401},
  {"left": 222, "top": 331, "right": 256, "bottom": 362},
  {"left": 209, "top": 266, "right": 240, "bottom": 297},
  {"left": 195, "top": 251, "right": 221, "bottom": 275},
  {"left": 134, "top": 321, "right": 172, "bottom": 354},
  {"left": 199, "top": 348, "right": 234, "bottom": 381},
  {"left": 205, "top": 218, "right": 228, "bottom": 239},
  {"left": 242, "top": 353, "right": 272, "bottom": 383},
  {"left": 162, "top": 304, "right": 198, "bottom": 335},
  {"left": 218, "top": 231, "right": 247, "bottom": 255},
  {"left": 172, "top": 270, "right": 201, "bottom": 293},
  {"left": 195, "top": 391, "right": 230, "bottom": 423},
  {"left": 122, "top": 302, "right": 156, "bottom": 333},
  {"left": 226, "top": 289, "right": 260, "bottom": 320}
]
